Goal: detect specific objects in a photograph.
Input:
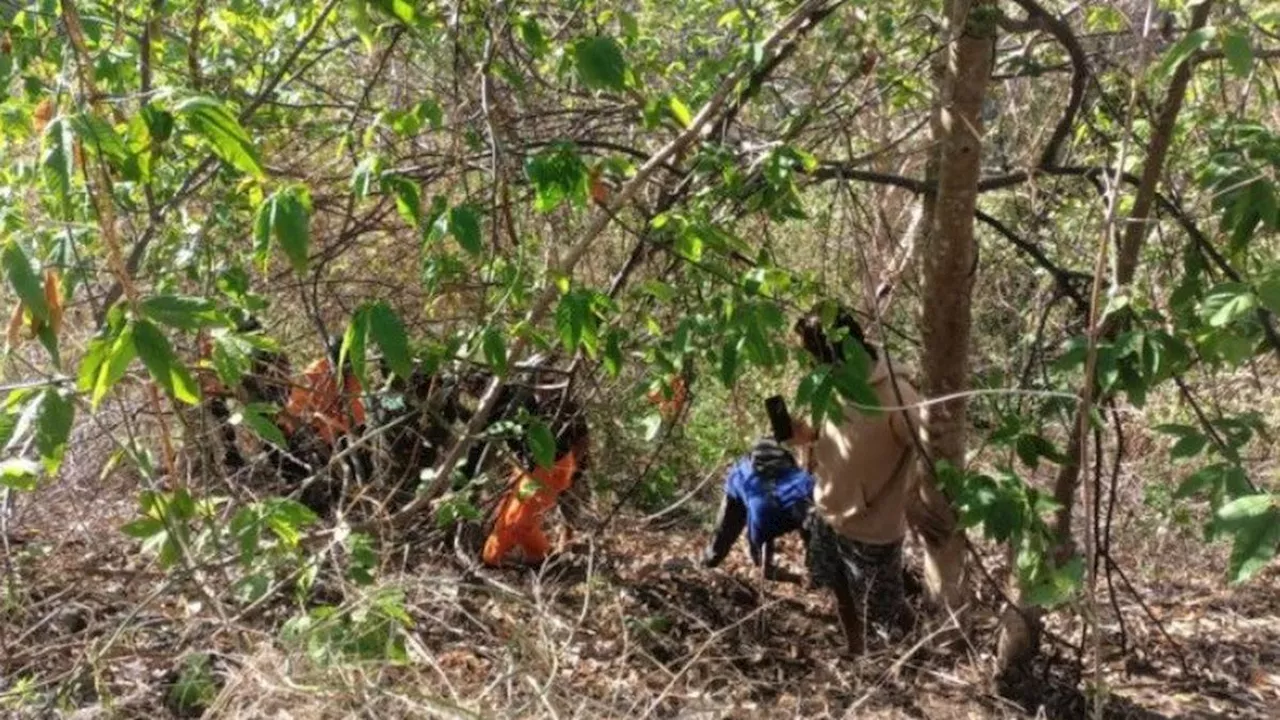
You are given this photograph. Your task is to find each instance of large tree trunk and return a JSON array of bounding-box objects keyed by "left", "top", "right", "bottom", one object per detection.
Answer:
[
  {"left": 915, "top": 0, "right": 997, "bottom": 614},
  {"left": 1001, "top": 0, "right": 1217, "bottom": 679}
]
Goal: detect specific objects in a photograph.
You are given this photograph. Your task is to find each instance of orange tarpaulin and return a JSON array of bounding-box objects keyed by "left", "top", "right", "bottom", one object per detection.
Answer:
[
  {"left": 647, "top": 375, "right": 687, "bottom": 420},
  {"left": 482, "top": 452, "right": 579, "bottom": 566},
  {"left": 283, "top": 357, "right": 367, "bottom": 446}
]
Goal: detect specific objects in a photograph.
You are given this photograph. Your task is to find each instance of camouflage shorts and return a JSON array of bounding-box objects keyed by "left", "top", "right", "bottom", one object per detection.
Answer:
[{"left": 806, "top": 513, "right": 906, "bottom": 634}]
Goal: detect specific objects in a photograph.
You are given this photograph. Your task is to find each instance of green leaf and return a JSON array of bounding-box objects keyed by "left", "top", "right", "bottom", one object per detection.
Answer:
[
  {"left": 341, "top": 306, "right": 370, "bottom": 388},
  {"left": 830, "top": 361, "right": 880, "bottom": 415},
  {"left": 254, "top": 187, "right": 312, "bottom": 274},
  {"left": 370, "top": 0, "right": 416, "bottom": 26},
  {"left": 555, "top": 292, "right": 588, "bottom": 353},
  {"left": 984, "top": 489, "right": 1024, "bottom": 544},
  {"left": 77, "top": 334, "right": 112, "bottom": 394},
  {"left": 719, "top": 337, "right": 741, "bottom": 387},
  {"left": 211, "top": 332, "right": 253, "bottom": 387},
  {"left": 518, "top": 15, "right": 549, "bottom": 57},
  {"left": 35, "top": 389, "right": 74, "bottom": 475},
  {"left": 1220, "top": 30, "right": 1253, "bottom": 77},
  {"left": 133, "top": 320, "right": 202, "bottom": 405},
  {"left": 481, "top": 326, "right": 507, "bottom": 374},
  {"left": 451, "top": 205, "right": 482, "bottom": 255},
  {"left": 264, "top": 498, "right": 318, "bottom": 547},
  {"left": 0, "top": 458, "right": 41, "bottom": 491},
  {"left": 667, "top": 96, "right": 693, "bottom": 128},
  {"left": 351, "top": 155, "right": 385, "bottom": 200},
  {"left": 1204, "top": 284, "right": 1256, "bottom": 327},
  {"left": 525, "top": 417, "right": 556, "bottom": 470},
  {"left": 175, "top": 96, "right": 264, "bottom": 178},
  {"left": 141, "top": 295, "right": 221, "bottom": 331},
  {"left": 234, "top": 403, "right": 288, "bottom": 448},
  {"left": 1170, "top": 432, "right": 1210, "bottom": 460},
  {"left": 2, "top": 241, "right": 49, "bottom": 324},
  {"left": 231, "top": 507, "right": 262, "bottom": 566},
  {"left": 1015, "top": 433, "right": 1065, "bottom": 469},
  {"left": 1175, "top": 463, "right": 1228, "bottom": 499},
  {"left": 572, "top": 36, "right": 627, "bottom": 92},
  {"left": 524, "top": 144, "right": 588, "bottom": 212},
  {"left": 382, "top": 174, "right": 422, "bottom": 228},
  {"left": 120, "top": 517, "right": 166, "bottom": 539},
  {"left": 603, "top": 330, "right": 624, "bottom": 377},
  {"left": 41, "top": 116, "right": 75, "bottom": 219},
  {"left": 1257, "top": 278, "right": 1280, "bottom": 316},
  {"left": 70, "top": 112, "right": 129, "bottom": 163},
  {"left": 368, "top": 302, "right": 411, "bottom": 380},
  {"left": 1211, "top": 494, "right": 1280, "bottom": 583},
  {"left": 345, "top": 532, "right": 378, "bottom": 585},
  {"left": 141, "top": 105, "right": 175, "bottom": 144},
  {"left": 1155, "top": 26, "right": 1216, "bottom": 79},
  {"left": 93, "top": 323, "right": 137, "bottom": 409},
  {"left": 1023, "top": 556, "right": 1084, "bottom": 607}
]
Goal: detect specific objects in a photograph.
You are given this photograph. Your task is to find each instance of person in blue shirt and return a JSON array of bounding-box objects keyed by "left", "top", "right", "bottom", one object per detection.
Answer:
[{"left": 701, "top": 438, "right": 815, "bottom": 575}]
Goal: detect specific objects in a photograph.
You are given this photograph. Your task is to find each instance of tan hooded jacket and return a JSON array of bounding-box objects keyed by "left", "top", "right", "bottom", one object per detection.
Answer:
[{"left": 810, "top": 356, "right": 921, "bottom": 545}]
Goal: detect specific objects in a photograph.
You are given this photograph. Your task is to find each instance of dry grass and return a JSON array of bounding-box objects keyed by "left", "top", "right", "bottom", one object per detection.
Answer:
[{"left": 4, "top": 456, "right": 1279, "bottom": 720}]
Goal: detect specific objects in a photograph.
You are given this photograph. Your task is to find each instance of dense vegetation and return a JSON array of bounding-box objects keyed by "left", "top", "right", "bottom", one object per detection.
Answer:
[{"left": 2, "top": 0, "right": 1278, "bottom": 717}]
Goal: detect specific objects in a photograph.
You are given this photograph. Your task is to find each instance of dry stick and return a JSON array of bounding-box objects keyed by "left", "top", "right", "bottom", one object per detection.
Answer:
[
  {"left": 642, "top": 459, "right": 726, "bottom": 525},
  {"left": 96, "top": 0, "right": 346, "bottom": 319},
  {"left": 1100, "top": 552, "right": 1189, "bottom": 675},
  {"left": 639, "top": 599, "right": 784, "bottom": 719},
  {"left": 1076, "top": 1, "right": 1158, "bottom": 705},
  {"left": 1102, "top": 402, "right": 1129, "bottom": 657},
  {"left": 60, "top": 0, "right": 179, "bottom": 479},
  {"left": 385, "top": 0, "right": 838, "bottom": 529},
  {"left": 1079, "top": 111, "right": 1122, "bottom": 720},
  {"left": 594, "top": 391, "right": 692, "bottom": 535}
]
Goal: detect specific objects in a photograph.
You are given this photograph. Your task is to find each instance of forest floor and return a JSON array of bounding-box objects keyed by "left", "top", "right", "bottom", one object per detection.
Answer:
[
  {"left": 6, "top": 290, "right": 1277, "bottom": 720},
  {"left": 3, "top": 457, "right": 1279, "bottom": 720}
]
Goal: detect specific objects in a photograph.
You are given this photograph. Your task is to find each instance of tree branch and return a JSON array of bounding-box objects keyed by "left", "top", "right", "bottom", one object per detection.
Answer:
[{"left": 379, "top": 0, "right": 842, "bottom": 529}]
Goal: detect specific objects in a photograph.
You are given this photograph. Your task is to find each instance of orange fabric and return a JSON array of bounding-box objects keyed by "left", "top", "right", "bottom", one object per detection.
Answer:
[
  {"left": 482, "top": 452, "right": 579, "bottom": 566},
  {"left": 283, "top": 357, "right": 367, "bottom": 446},
  {"left": 647, "top": 375, "right": 687, "bottom": 420},
  {"left": 196, "top": 333, "right": 228, "bottom": 398}
]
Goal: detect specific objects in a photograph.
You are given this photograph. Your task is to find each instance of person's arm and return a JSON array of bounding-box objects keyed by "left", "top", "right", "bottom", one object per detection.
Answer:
[
  {"left": 702, "top": 491, "right": 747, "bottom": 568},
  {"left": 830, "top": 477, "right": 868, "bottom": 530},
  {"left": 788, "top": 417, "right": 818, "bottom": 447}
]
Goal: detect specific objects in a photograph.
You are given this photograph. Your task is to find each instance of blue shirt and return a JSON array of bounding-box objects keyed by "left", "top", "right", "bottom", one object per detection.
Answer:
[{"left": 724, "top": 458, "right": 815, "bottom": 557}]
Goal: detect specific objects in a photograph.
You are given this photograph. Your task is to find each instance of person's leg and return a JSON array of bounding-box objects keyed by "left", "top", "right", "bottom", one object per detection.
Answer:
[
  {"left": 858, "top": 539, "right": 908, "bottom": 640},
  {"left": 806, "top": 513, "right": 866, "bottom": 655},
  {"left": 832, "top": 575, "right": 865, "bottom": 656},
  {"left": 517, "top": 524, "right": 552, "bottom": 564}
]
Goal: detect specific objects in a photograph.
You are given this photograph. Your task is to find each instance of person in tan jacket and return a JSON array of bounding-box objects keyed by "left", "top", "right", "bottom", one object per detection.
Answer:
[{"left": 788, "top": 304, "right": 920, "bottom": 656}]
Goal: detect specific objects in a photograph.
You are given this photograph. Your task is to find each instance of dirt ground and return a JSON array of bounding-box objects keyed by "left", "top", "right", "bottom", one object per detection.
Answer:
[{"left": 4, "top": 462, "right": 1279, "bottom": 720}]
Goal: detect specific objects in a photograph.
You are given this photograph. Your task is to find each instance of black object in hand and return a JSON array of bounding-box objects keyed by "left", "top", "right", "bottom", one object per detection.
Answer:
[{"left": 764, "top": 395, "right": 792, "bottom": 442}]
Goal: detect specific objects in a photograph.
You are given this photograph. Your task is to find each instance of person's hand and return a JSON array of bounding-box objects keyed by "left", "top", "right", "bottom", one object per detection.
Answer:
[{"left": 789, "top": 418, "right": 817, "bottom": 446}]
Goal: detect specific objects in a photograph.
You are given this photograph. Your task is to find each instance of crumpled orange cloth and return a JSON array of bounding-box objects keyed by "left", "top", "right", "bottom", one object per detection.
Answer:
[
  {"left": 482, "top": 452, "right": 579, "bottom": 566},
  {"left": 282, "top": 357, "right": 366, "bottom": 446},
  {"left": 647, "top": 375, "right": 687, "bottom": 420}
]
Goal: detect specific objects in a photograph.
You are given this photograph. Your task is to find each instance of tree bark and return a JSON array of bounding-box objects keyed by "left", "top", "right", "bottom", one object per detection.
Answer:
[{"left": 915, "top": 0, "right": 997, "bottom": 613}]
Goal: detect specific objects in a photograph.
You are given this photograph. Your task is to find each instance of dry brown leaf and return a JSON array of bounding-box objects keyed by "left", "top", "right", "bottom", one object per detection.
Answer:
[
  {"left": 44, "top": 268, "right": 63, "bottom": 337},
  {"left": 33, "top": 97, "right": 53, "bottom": 134},
  {"left": 6, "top": 301, "right": 25, "bottom": 348},
  {"left": 589, "top": 169, "right": 608, "bottom": 204}
]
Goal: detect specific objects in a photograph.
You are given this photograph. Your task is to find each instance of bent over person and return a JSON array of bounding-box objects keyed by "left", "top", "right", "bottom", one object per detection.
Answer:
[
  {"left": 482, "top": 382, "right": 591, "bottom": 567},
  {"left": 789, "top": 304, "right": 920, "bottom": 656},
  {"left": 702, "top": 438, "right": 814, "bottom": 574}
]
